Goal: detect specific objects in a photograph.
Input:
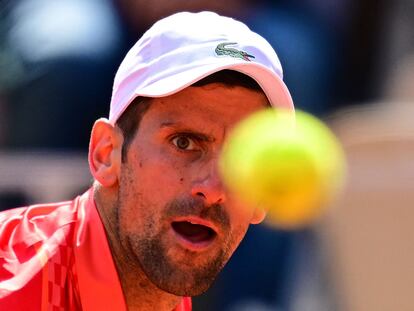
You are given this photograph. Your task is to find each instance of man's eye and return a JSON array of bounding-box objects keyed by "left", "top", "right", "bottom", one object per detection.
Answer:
[{"left": 172, "top": 135, "right": 196, "bottom": 150}]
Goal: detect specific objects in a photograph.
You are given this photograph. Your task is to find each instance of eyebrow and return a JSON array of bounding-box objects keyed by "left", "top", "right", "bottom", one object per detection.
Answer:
[{"left": 160, "top": 122, "right": 216, "bottom": 142}]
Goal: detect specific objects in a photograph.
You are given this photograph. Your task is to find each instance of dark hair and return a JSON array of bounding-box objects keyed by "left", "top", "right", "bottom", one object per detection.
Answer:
[
  {"left": 116, "top": 97, "right": 152, "bottom": 162},
  {"left": 116, "top": 70, "right": 266, "bottom": 162},
  {"left": 192, "top": 70, "right": 263, "bottom": 90}
]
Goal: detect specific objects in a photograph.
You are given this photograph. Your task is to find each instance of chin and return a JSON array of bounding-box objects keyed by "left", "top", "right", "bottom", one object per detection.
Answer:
[
  {"left": 150, "top": 260, "right": 223, "bottom": 297},
  {"left": 160, "top": 278, "right": 216, "bottom": 297}
]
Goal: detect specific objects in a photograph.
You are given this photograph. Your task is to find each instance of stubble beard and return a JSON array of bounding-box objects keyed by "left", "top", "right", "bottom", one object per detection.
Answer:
[
  {"left": 116, "top": 170, "right": 241, "bottom": 296},
  {"left": 129, "top": 227, "right": 228, "bottom": 296}
]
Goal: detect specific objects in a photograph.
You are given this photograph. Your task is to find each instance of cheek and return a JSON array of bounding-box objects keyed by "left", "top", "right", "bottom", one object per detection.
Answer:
[
  {"left": 142, "top": 162, "right": 187, "bottom": 201},
  {"left": 129, "top": 134, "right": 198, "bottom": 193},
  {"left": 224, "top": 220, "right": 251, "bottom": 260},
  {"left": 225, "top": 200, "right": 255, "bottom": 237},
  {"left": 117, "top": 165, "right": 145, "bottom": 229},
  {"left": 137, "top": 154, "right": 191, "bottom": 199},
  {"left": 117, "top": 170, "right": 164, "bottom": 244},
  {"left": 117, "top": 157, "right": 185, "bottom": 230},
  {"left": 230, "top": 217, "right": 251, "bottom": 245},
  {"left": 227, "top": 195, "right": 259, "bottom": 225}
]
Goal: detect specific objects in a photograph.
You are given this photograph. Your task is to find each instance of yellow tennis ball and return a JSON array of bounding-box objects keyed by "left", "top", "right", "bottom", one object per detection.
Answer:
[{"left": 219, "top": 108, "right": 346, "bottom": 229}]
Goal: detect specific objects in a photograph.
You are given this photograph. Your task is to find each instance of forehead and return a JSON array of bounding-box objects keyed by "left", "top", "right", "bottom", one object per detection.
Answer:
[{"left": 143, "top": 83, "right": 268, "bottom": 130}]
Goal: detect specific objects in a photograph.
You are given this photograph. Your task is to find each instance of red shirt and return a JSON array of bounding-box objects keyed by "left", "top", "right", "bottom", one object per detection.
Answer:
[{"left": 0, "top": 189, "right": 191, "bottom": 310}]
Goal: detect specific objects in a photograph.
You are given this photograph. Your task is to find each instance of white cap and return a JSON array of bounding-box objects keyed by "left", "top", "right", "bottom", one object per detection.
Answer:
[{"left": 109, "top": 11, "right": 294, "bottom": 124}]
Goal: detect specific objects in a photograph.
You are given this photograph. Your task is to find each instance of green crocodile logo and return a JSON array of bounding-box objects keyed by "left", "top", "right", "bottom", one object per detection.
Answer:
[{"left": 215, "top": 42, "right": 255, "bottom": 61}]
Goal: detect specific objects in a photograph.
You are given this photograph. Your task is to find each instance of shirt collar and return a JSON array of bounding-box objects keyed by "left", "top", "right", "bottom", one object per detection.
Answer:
[{"left": 73, "top": 188, "right": 126, "bottom": 310}]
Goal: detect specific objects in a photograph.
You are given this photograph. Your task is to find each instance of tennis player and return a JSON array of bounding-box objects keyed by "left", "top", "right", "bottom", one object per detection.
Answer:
[{"left": 0, "top": 11, "right": 293, "bottom": 310}]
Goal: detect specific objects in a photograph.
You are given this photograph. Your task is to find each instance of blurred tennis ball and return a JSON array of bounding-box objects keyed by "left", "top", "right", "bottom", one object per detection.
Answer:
[{"left": 219, "top": 108, "right": 346, "bottom": 230}]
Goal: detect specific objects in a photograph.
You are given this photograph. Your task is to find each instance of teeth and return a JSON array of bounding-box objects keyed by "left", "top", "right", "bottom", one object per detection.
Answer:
[{"left": 187, "top": 220, "right": 209, "bottom": 228}]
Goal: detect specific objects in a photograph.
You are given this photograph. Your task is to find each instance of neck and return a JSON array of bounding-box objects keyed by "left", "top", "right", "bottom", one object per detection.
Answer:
[
  {"left": 118, "top": 263, "right": 181, "bottom": 311},
  {"left": 93, "top": 185, "right": 182, "bottom": 311}
]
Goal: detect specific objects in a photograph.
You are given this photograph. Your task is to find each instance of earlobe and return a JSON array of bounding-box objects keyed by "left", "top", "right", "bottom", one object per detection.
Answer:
[
  {"left": 250, "top": 207, "right": 266, "bottom": 225},
  {"left": 88, "top": 118, "right": 123, "bottom": 187}
]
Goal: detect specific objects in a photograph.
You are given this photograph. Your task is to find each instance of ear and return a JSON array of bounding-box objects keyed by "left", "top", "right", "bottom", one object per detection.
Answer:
[
  {"left": 88, "top": 118, "right": 124, "bottom": 187},
  {"left": 250, "top": 207, "right": 266, "bottom": 225}
]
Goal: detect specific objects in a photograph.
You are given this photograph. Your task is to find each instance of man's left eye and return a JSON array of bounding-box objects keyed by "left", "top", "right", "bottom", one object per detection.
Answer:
[{"left": 172, "top": 135, "right": 196, "bottom": 150}]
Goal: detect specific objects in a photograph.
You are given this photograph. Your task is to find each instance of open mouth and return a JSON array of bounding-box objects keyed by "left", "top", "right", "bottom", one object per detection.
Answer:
[{"left": 171, "top": 221, "right": 217, "bottom": 245}]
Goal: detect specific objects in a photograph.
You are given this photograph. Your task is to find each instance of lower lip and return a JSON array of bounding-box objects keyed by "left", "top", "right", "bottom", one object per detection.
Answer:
[{"left": 171, "top": 229, "right": 217, "bottom": 252}]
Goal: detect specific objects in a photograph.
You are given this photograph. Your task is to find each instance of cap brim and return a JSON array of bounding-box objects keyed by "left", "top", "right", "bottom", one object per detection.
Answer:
[{"left": 110, "top": 59, "right": 293, "bottom": 124}]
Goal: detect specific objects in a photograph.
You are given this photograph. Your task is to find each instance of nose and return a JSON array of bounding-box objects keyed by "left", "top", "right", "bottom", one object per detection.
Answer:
[{"left": 191, "top": 160, "right": 226, "bottom": 206}]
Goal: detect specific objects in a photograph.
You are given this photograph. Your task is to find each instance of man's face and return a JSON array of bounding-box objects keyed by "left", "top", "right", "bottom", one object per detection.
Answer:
[{"left": 116, "top": 83, "right": 267, "bottom": 296}]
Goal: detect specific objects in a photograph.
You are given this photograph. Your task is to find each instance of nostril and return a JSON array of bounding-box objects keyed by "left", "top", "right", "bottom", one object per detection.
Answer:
[{"left": 192, "top": 182, "right": 226, "bottom": 205}]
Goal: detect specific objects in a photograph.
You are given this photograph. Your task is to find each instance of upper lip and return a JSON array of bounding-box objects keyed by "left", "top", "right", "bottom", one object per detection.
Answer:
[{"left": 170, "top": 216, "right": 220, "bottom": 236}]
